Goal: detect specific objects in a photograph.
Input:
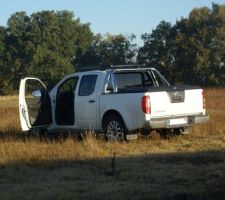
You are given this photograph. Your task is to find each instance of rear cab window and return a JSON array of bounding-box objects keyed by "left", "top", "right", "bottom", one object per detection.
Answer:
[
  {"left": 115, "top": 70, "right": 169, "bottom": 92},
  {"left": 115, "top": 71, "right": 154, "bottom": 92},
  {"left": 115, "top": 73, "right": 142, "bottom": 89}
]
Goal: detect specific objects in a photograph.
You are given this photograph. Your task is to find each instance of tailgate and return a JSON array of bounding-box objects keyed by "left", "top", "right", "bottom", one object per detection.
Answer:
[{"left": 148, "top": 88, "right": 204, "bottom": 118}]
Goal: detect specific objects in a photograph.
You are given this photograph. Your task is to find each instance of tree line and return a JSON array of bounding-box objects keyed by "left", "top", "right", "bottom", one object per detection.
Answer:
[{"left": 0, "top": 3, "right": 224, "bottom": 94}]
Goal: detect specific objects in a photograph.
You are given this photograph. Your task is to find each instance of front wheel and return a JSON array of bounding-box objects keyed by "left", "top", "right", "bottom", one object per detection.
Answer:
[{"left": 103, "top": 115, "right": 126, "bottom": 141}]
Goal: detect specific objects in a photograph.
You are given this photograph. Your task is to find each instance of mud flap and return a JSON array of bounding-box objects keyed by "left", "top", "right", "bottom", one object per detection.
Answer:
[{"left": 126, "top": 134, "right": 138, "bottom": 140}]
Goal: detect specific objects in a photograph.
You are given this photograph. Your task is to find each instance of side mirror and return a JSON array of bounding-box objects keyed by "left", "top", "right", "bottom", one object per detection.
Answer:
[{"left": 32, "top": 90, "right": 42, "bottom": 98}]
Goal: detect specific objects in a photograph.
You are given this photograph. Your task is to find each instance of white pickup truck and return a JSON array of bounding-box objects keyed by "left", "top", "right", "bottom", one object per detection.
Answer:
[{"left": 19, "top": 65, "right": 209, "bottom": 140}]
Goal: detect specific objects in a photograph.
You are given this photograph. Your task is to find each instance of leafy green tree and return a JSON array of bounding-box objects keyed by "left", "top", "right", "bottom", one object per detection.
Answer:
[
  {"left": 138, "top": 4, "right": 225, "bottom": 86},
  {"left": 138, "top": 21, "right": 178, "bottom": 83},
  {"left": 26, "top": 10, "right": 93, "bottom": 87},
  {"left": 3, "top": 10, "right": 93, "bottom": 93},
  {"left": 2, "top": 12, "right": 31, "bottom": 93},
  {"left": 173, "top": 4, "right": 225, "bottom": 85},
  {"left": 76, "top": 33, "right": 137, "bottom": 67},
  {"left": 0, "top": 26, "right": 6, "bottom": 94},
  {"left": 1, "top": 4, "right": 225, "bottom": 95}
]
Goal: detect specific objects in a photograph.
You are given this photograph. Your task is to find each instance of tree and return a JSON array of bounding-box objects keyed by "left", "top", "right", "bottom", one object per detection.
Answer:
[
  {"left": 0, "top": 26, "right": 6, "bottom": 94},
  {"left": 1, "top": 4, "right": 225, "bottom": 94},
  {"left": 173, "top": 4, "right": 225, "bottom": 85},
  {"left": 76, "top": 33, "right": 137, "bottom": 67},
  {"left": 3, "top": 12, "right": 31, "bottom": 93},
  {"left": 138, "top": 4, "right": 225, "bottom": 86},
  {"left": 3, "top": 10, "right": 93, "bottom": 93},
  {"left": 138, "top": 21, "right": 177, "bottom": 83}
]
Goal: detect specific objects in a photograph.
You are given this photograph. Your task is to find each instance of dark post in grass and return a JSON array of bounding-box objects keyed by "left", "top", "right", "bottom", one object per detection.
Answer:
[{"left": 111, "top": 152, "right": 116, "bottom": 176}]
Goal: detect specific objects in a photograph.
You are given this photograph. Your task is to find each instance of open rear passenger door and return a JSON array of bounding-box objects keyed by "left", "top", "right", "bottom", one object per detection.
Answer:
[{"left": 19, "top": 78, "right": 52, "bottom": 131}]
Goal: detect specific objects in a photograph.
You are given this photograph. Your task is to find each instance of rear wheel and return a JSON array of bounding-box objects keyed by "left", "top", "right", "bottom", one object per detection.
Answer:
[{"left": 103, "top": 115, "right": 126, "bottom": 141}]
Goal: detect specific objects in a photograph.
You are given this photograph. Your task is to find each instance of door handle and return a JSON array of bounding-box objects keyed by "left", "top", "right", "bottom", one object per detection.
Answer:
[{"left": 88, "top": 100, "right": 95, "bottom": 103}]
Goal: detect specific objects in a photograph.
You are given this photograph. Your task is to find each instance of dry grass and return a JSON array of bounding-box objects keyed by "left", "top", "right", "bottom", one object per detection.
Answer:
[{"left": 0, "top": 89, "right": 225, "bottom": 199}]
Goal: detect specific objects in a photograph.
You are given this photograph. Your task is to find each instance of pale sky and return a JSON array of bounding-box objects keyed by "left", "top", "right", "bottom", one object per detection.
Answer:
[{"left": 0, "top": 0, "right": 224, "bottom": 45}]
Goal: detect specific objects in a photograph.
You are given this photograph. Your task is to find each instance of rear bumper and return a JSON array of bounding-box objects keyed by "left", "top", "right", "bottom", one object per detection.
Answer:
[{"left": 144, "top": 114, "right": 209, "bottom": 129}]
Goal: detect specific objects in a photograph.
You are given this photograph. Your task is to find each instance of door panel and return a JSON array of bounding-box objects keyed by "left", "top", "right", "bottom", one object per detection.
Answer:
[
  {"left": 75, "top": 74, "right": 98, "bottom": 129},
  {"left": 19, "top": 78, "right": 52, "bottom": 131}
]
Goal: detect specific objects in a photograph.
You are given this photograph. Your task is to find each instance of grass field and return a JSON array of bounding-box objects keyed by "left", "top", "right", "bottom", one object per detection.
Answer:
[{"left": 0, "top": 89, "right": 225, "bottom": 200}]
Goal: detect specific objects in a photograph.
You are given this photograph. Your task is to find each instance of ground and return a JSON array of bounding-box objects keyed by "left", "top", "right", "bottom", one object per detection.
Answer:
[{"left": 0, "top": 89, "right": 225, "bottom": 199}]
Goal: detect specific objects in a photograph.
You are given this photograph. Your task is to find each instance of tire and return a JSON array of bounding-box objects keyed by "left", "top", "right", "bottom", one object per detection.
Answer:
[{"left": 103, "top": 115, "right": 127, "bottom": 141}]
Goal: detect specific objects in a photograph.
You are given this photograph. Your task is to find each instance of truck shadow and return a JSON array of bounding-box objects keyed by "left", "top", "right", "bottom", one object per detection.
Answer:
[
  {"left": 0, "top": 148, "right": 225, "bottom": 200},
  {"left": 0, "top": 126, "right": 184, "bottom": 143},
  {"left": 0, "top": 127, "right": 27, "bottom": 141},
  {"left": 0, "top": 127, "right": 83, "bottom": 142}
]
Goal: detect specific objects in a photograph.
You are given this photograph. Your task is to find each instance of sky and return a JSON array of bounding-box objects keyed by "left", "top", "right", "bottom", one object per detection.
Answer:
[{"left": 0, "top": 0, "right": 224, "bottom": 45}]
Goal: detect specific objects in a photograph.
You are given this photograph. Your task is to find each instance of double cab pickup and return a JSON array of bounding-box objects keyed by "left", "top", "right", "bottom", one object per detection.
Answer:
[{"left": 19, "top": 65, "right": 209, "bottom": 140}]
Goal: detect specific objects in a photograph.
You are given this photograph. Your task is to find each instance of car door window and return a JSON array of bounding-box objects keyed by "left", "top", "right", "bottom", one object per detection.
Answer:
[
  {"left": 57, "top": 78, "right": 78, "bottom": 99},
  {"left": 25, "top": 79, "right": 46, "bottom": 99},
  {"left": 78, "top": 75, "right": 98, "bottom": 96},
  {"left": 25, "top": 79, "right": 52, "bottom": 126}
]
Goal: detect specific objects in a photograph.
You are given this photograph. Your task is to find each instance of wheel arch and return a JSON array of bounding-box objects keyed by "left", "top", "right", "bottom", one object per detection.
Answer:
[{"left": 101, "top": 109, "right": 126, "bottom": 130}]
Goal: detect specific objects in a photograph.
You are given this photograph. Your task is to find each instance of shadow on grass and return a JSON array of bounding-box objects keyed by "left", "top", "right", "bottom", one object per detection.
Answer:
[
  {"left": 0, "top": 123, "right": 187, "bottom": 143},
  {"left": 0, "top": 127, "right": 82, "bottom": 142},
  {"left": 0, "top": 126, "right": 27, "bottom": 141},
  {"left": 0, "top": 149, "right": 225, "bottom": 200}
]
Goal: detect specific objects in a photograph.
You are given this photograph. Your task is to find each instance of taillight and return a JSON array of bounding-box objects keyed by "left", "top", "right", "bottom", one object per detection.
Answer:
[
  {"left": 142, "top": 96, "right": 151, "bottom": 114},
  {"left": 202, "top": 90, "right": 206, "bottom": 109}
]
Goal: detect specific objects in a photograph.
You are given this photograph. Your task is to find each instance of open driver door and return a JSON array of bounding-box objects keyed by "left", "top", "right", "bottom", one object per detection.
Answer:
[{"left": 19, "top": 78, "right": 52, "bottom": 131}]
